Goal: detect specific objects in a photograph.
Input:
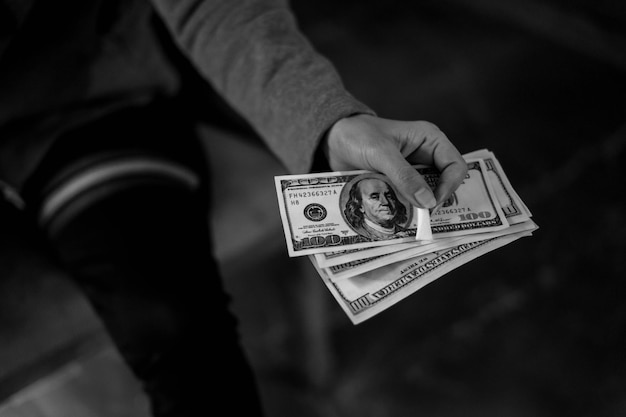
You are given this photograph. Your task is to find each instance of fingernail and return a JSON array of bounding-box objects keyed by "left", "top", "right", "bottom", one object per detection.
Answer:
[{"left": 413, "top": 188, "right": 436, "bottom": 209}]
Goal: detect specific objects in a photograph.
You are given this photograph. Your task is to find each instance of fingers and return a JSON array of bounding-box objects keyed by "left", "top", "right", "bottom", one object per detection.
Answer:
[
  {"left": 433, "top": 159, "right": 467, "bottom": 203},
  {"left": 431, "top": 137, "right": 467, "bottom": 205},
  {"left": 403, "top": 122, "right": 468, "bottom": 205},
  {"left": 324, "top": 115, "right": 466, "bottom": 209},
  {"left": 370, "top": 148, "right": 437, "bottom": 209}
]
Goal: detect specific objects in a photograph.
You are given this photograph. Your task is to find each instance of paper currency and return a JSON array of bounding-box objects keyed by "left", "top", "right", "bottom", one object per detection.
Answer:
[
  {"left": 275, "top": 158, "right": 508, "bottom": 257},
  {"left": 463, "top": 149, "right": 531, "bottom": 224},
  {"left": 313, "top": 239, "right": 428, "bottom": 268},
  {"left": 274, "top": 149, "right": 537, "bottom": 324},
  {"left": 312, "top": 231, "right": 533, "bottom": 325},
  {"left": 311, "top": 150, "right": 531, "bottom": 268},
  {"left": 324, "top": 220, "right": 537, "bottom": 281},
  {"left": 415, "top": 207, "right": 433, "bottom": 240}
]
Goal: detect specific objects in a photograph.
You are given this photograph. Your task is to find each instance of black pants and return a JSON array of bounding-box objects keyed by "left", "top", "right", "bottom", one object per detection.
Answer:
[{"left": 22, "top": 102, "right": 265, "bottom": 416}]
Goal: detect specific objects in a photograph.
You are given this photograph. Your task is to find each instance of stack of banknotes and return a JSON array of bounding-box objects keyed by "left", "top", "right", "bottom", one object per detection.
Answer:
[{"left": 274, "top": 149, "right": 538, "bottom": 324}]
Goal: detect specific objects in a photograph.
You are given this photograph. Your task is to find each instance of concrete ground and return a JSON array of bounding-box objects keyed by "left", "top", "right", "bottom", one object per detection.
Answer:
[{"left": 1, "top": 1, "right": 625, "bottom": 416}]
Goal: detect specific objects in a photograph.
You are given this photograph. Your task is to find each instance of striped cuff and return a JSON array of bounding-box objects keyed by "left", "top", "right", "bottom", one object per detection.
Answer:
[{"left": 38, "top": 155, "right": 200, "bottom": 231}]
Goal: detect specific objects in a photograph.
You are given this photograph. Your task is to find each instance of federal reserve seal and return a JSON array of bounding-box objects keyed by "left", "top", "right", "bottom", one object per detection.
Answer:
[{"left": 304, "top": 203, "right": 327, "bottom": 222}]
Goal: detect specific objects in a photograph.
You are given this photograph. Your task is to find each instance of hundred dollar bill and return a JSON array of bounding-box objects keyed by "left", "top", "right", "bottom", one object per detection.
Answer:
[
  {"left": 322, "top": 220, "right": 538, "bottom": 281},
  {"left": 426, "top": 159, "right": 509, "bottom": 236},
  {"left": 312, "top": 150, "right": 528, "bottom": 267},
  {"left": 275, "top": 159, "right": 509, "bottom": 257},
  {"left": 312, "top": 230, "right": 533, "bottom": 325},
  {"left": 321, "top": 236, "right": 467, "bottom": 281},
  {"left": 313, "top": 239, "right": 432, "bottom": 268},
  {"left": 463, "top": 149, "right": 532, "bottom": 224},
  {"left": 415, "top": 207, "right": 433, "bottom": 240}
]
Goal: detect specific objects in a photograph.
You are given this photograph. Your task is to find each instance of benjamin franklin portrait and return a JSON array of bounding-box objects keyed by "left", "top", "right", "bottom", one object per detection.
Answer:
[{"left": 342, "top": 174, "right": 412, "bottom": 241}]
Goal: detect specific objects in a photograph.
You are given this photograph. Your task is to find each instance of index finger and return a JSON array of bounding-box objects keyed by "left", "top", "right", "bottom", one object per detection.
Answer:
[{"left": 406, "top": 129, "right": 468, "bottom": 204}]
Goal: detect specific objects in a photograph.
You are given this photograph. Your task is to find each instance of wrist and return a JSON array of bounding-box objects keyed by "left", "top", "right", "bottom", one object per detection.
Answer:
[{"left": 324, "top": 113, "right": 375, "bottom": 158}]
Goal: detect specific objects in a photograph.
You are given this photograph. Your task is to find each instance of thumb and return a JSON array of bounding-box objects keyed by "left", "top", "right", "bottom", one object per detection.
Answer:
[{"left": 374, "top": 152, "right": 436, "bottom": 209}]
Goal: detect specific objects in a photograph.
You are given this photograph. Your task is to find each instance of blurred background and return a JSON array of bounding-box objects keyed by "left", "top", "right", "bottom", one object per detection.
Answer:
[{"left": 1, "top": 0, "right": 625, "bottom": 416}]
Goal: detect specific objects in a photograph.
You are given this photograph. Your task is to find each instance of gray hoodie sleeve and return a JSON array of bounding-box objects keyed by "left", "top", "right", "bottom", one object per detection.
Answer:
[{"left": 151, "top": 0, "right": 374, "bottom": 174}]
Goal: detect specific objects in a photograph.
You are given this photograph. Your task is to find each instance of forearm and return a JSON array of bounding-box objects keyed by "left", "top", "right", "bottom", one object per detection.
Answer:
[{"left": 151, "top": 0, "right": 373, "bottom": 173}]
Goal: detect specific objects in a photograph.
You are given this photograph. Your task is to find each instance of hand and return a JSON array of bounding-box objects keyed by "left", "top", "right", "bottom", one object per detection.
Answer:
[{"left": 322, "top": 114, "right": 468, "bottom": 209}]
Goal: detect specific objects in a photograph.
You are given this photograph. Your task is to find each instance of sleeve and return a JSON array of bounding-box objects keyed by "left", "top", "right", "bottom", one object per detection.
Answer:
[{"left": 150, "top": 0, "right": 375, "bottom": 174}]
